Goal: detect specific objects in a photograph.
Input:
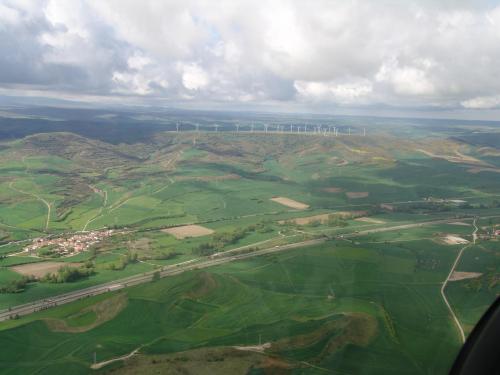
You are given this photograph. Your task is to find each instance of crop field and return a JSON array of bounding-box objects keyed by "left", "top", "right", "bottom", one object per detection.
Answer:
[
  {"left": 0, "top": 239, "right": 467, "bottom": 374},
  {"left": 0, "top": 115, "right": 499, "bottom": 374}
]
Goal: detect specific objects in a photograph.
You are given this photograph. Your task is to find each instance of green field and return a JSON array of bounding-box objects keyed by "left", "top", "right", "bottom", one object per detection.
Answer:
[
  {"left": 0, "top": 239, "right": 467, "bottom": 374},
  {"left": 0, "top": 120, "right": 499, "bottom": 374}
]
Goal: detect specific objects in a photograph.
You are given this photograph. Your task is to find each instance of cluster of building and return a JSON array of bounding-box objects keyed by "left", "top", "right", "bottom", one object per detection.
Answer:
[{"left": 24, "top": 230, "right": 115, "bottom": 257}]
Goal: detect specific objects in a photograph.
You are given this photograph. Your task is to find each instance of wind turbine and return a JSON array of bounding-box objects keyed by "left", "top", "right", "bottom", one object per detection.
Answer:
[
  {"left": 176, "top": 122, "right": 179, "bottom": 132},
  {"left": 363, "top": 127, "right": 366, "bottom": 136},
  {"left": 264, "top": 124, "right": 268, "bottom": 133},
  {"left": 214, "top": 124, "right": 219, "bottom": 132},
  {"left": 236, "top": 123, "right": 240, "bottom": 133},
  {"left": 196, "top": 123, "right": 200, "bottom": 132}
]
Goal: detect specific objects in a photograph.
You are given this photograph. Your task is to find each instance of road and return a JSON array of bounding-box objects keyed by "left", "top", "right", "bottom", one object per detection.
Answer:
[
  {"left": 0, "top": 215, "right": 485, "bottom": 322},
  {"left": 440, "top": 218, "right": 478, "bottom": 344},
  {"left": 0, "top": 239, "right": 323, "bottom": 321}
]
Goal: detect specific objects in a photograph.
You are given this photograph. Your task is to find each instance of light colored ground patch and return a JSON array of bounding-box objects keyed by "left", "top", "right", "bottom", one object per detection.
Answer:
[
  {"left": 449, "top": 222, "right": 471, "bottom": 226},
  {"left": 311, "top": 172, "right": 321, "bottom": 180},
  {"left": 346, "top": 192, "right": 369, "bottom": 199},
  {"left": 175, "top": 173, "right": 241, "bottom": 182},
  {"left": 417, "top": 149, "right": 488, "bottom": 166},
  {"left": 355, "top": 217, "right": 385, "bottom": 224},
  {"left": 279, "top": 214, "right": 330, "bottom": 225},
  {"left": 442, "top": 235, "right": 469, "bottom": 245},
  {"left": 233, "top": 343, "right": 272, "bottom": 353},
  {"left": 323, "top": 187, "right": 343, "bottom": 193},
  {"left": 162, "top": 225, "right": 214, "bottom": 239},
  {"left": 270, "top": 196, "right": 309, "bottom": 210},
  {"left": 449, "top": 271, "right": 483, "bottom": 281},
  {"left": 279, "top": 211, "right": 367, "bottom": 225},
  {"left": 45, "top": 293, "right": 128, "bottom": 333},
  {"left": 104, "top": 347, "right": 292, "bottom": 374},
  {"left": 11, "top": 261, "right": 83, "bottom": 278},
  {"left": 467, "top": 167, "right": 500, "bottom": 174}
]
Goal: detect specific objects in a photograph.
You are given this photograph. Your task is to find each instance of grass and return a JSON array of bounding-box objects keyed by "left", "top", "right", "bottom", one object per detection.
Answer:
[
  {"left": 0, "top": 127, "right": 499, "bottom": 373},
  {"left": 0, "top": 239, "right": 467, "bottom": 374}
]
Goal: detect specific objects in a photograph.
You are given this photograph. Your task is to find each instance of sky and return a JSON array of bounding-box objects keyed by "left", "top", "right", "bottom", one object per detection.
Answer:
[{"left": 1, "top": 0, "right": 500, "bottom": 119}]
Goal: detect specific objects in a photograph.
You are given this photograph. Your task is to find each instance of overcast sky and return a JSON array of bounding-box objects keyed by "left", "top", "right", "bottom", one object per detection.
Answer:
[{"left": 1, "top": 0, "right": 500, "bottom": 119}]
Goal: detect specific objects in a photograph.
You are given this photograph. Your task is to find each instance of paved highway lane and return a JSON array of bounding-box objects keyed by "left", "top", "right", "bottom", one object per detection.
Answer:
[{"left": 2, "top": 215, "right": 492, "bottom": 322}]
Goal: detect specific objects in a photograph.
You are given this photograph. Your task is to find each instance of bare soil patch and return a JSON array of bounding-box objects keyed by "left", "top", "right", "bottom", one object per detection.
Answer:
[
  {"left": 322, "top": 187, "right": 343, "bottom": 193},
  {"left": 11, "top": 261, "right": 82, "bottom": 278},
  {"left": 355, "top": 217, "right": 385, "bottom": 224},
  {"left": 162, "top": 225, "right": 214, "bottom": 239},
  {"left": 442, "top": 235, "right": 469, "bottom": 245},
  {"left": 108, "top": 347, "right": 292, "bottom": 375},
  {"left": 346, "top": 191, "right": 369, "bottom": 199},
  {"left": 270, "top": 197, "right": 309, "bottom": 210},
  {"left": 279, "top": 211, "right": 368, "bottom": 225},
  {"left": 279, "top": 214, "right": 330, "bottom": 225},
  {"left": 449, "top": 271, "right": 483, "bottom": 281}
]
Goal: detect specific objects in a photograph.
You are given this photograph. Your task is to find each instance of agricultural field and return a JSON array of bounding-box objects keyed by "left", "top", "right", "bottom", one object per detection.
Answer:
[{"left": 0, "top": 111, "right": 499, "bottom": 373}]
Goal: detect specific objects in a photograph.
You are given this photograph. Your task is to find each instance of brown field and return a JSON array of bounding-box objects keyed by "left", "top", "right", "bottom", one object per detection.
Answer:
[
  {"left": 11, "top": 261, "right": 83, "bottom": 278},
  {"left": 270, "top": 196, "right": 309, "bottom": 210},
  {"left": 279, "top": 214, "right": 330, "bottom": 225},
  {"left": 449, "top": 271, "right": 483, "bottom": 281},
  {"left": 280, "top": 211, "right": 368, "bottom": 225},
  {"left": 323, "top": 187, "right": 343, "bottom": 193},
  {"left": 355, "top": 217, "right": 385, "bottom": 224},
  {"left": 442, "top": 235, "right": 469, "bottom": 245},
  {"left": 162, "top": 224, "right": 214, "bottom": 239},
  {"left": 109, "top": 347, "right": 292, "bottom": 375},
  {"left": 346, "top": 191, "right": 369, "bottom": 199}
]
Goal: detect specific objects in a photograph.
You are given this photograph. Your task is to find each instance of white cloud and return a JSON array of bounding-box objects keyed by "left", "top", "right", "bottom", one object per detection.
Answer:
[
  {"left": 1, "top": 0, "right": 500, "bottom": 116},
  {"left": 181, "top": 64, "right": 209, "bottom": 91},
  {"left": 376, "top": 59, "right": 435, "bottom": 96},
  {"left": 0, "top": 3, "right": 20, "bottom": 25},
  {"left": 295, "top": 80, "right": 373, "bottom": 103},
  {"left": 461, "top": 95, "right": 500, "bottom": 109}
]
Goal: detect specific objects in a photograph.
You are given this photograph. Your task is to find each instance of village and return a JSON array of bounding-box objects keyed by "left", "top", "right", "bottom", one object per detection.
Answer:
[{"left": 24, "top": 229, "right": 116, "bottom": 258}]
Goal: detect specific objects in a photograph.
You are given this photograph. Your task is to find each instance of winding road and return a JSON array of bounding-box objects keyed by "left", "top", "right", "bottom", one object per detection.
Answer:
[{"left": 440, "top": 218, "right": 478, "bottom": 344}]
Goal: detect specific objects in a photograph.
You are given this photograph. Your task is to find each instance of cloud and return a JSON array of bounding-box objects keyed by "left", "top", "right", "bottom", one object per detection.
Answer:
[
  {"left": 181, "top": 64, "right": 209, "bottom": 91},
  {"left": 294, "top": 80, "right": 373, "bottom": 104},
  {"left": 1, "top": 0, "right": 500, "bottom": 116},
  {"left": 461, "top": 95, "right": 500, "bottom": 109}
]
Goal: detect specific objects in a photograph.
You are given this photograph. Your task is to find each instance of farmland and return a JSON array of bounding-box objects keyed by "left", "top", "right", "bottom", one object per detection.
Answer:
[{"left": 0, "top": 110, "right": 499, "bottom": 374}]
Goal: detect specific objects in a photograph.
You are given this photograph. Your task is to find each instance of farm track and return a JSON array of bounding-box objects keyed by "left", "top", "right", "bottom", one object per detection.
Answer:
[
  {"left": 441, "top": 218, "right": 478, "bottom": 344},
  {"left": 82, "top": 189, "right": 108, "bottom": 231},
  {"left": 8, "top": 181, "right": 51, "bottom": 232}
]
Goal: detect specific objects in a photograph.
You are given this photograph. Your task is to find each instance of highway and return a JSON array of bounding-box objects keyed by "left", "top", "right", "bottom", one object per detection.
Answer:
[
  {"left": 0, "top": 215, "right": 485, "bottom": 322},
  {"left": 0, "top": 239, "right": 323, "bottom": 321}
]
